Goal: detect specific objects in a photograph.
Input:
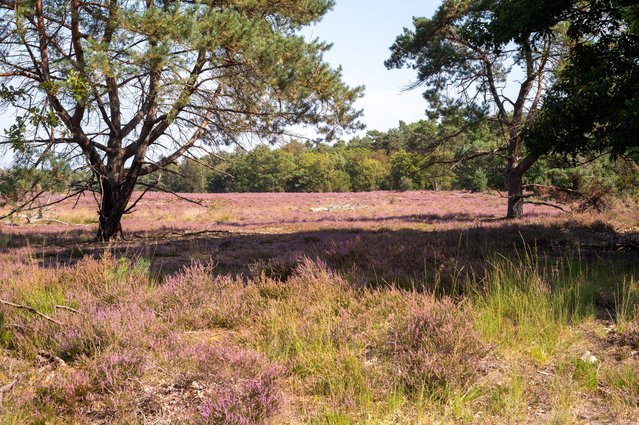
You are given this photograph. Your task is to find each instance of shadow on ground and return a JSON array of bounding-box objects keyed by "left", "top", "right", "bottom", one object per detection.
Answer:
[{"left": 3, "top": 216, "right": 637, "bottom": 290}]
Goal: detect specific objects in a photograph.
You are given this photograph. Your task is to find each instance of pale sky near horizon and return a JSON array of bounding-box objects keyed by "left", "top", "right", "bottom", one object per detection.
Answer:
[{"left": 0, "top": 0, "right": 440, "bottom": 164}]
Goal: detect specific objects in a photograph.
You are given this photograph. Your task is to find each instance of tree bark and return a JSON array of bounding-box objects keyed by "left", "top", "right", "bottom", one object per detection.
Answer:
[
  {"left": 96, "top": 179, "right": 134, "bottom": 241},
  {"left": 507, "top": 166, "right": 525, "bottom": 219},
  {"left": 506, "top": 152, "right": 539, "bottom": 219}
]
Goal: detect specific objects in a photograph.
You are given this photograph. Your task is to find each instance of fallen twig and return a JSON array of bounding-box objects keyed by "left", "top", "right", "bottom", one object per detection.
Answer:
[
  {"left": 0, "top": 379, "right": 18, "bottom": 404},
  {"left": 13, "top": 214, "right": 92, "bottom": 227},
  {"left": 0, "top": 299, "right": 64, "bottom": 325},
  {"left": 54, "top": 305, "right": 80, "bottom": 314},
  {"left": 525, "top": 200, "right": 569, "bottom": 212}
]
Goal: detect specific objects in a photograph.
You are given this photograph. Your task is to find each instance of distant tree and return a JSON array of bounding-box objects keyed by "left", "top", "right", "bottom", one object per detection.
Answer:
[
  {"left": 387, "top": 0, "right": 563, "bottom": 217},
  {"left": 329, "top": 169, "right": 353, "bottom": 192},
  {"left": 389, "top": 149, "right": 424, "bottom": 190},
  {"left": 0, "top": 0, "right": 362, "bottom": 240},
  {"left": 162, "top": 158, "right": 210, "bottom": 193},
  {"left": 227, "top": 146, "right": 296, "bottom": 192},
  {"left": 453, "top": 153, "right": 506, "bottom": 192},
  {"left": 291, "top": 151, "right": 345, "bottom": 192},
  {"left": 345, "top": 149, "right": 387, "bottom": 192},
  {"left": 456, "top": 166, "right": 488, "bottom": 192},
  {"left": 205, "top": 153, "right": 232, "bottom": 193},
  {"left": 365, "top": 121, "right": 413, "bottom": 152}
]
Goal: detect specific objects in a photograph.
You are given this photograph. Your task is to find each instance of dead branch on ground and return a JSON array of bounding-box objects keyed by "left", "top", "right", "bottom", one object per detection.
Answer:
[{"left": 0, "top": 299, "right": 64, "bottom": 325}]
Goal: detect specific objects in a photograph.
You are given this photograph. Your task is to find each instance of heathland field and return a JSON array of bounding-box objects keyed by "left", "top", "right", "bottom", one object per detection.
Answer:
[{"left": 1, "top": 191, "right": 638, "bottom": 424}]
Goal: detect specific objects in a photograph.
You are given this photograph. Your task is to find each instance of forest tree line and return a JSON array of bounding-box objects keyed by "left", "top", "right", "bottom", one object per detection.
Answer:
[
  {"left": 159, "top": 119, "right": 638, "bottom": 201},
  {"left": 2, "top": 118, "right": 638, "bottom": 203},
  {"left": 2, "top": 117, "right": 637, "bottom": 208}
]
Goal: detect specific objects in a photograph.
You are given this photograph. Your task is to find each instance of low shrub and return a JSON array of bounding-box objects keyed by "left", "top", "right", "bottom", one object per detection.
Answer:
[
  {"left": 36, "top": 368, "right": 92, "bottom": 415},
  {"left": 386, "top": 297, "right": 486, "bottom": 398},
  {"left": 90, "top": 348, "right": 149, "bottom": 393},
  {"left": 154, "top": 262, "right": 261, "bottom": 329},
  {"left": 177, "top": 343, "right": 285, "bottom": 425},
  {"left": 51, "top": 302, "right": 163, "bottom": 360}
]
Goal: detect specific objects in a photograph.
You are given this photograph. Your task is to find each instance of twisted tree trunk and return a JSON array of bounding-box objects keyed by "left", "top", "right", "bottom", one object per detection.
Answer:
[
  {"left": 96, "top": 178, "right": 135, "bottom": 241},
  {"left": 506, "top": 151, "right": 538, "bottom": 219}
]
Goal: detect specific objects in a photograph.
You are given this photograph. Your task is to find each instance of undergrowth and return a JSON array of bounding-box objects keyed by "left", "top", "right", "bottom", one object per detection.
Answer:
[{"left": 0, "top": 247, "right": 637, "bottom": 423}]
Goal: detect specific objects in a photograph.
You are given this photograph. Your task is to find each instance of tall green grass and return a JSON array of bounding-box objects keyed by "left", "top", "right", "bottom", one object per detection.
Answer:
[{"left": 476, "top": 265, "right": 583, "bottom": 360}]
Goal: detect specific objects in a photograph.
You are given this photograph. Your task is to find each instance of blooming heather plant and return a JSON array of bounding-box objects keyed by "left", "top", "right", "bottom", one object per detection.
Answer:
[
  {"left": 4, "top": 258, "right": 162, "bottom": 360},
  {"left": 386, "top": 297, "right": 487, "bottom": 398},
  {"left": 155, "top": 262, "right": 262, "bottom": 329},
  {"left": 199, "top": 367, "right": 283, "bottom": 425},
  {"left": 91, "top": 348, "right": 149, "bottom": 393},
  {"left": 36, "top": 368, "right": 92, "bottom": 415},
  {"left": 169, "top": 342, "right": 285, "bottom": 424},
  {"left": 51, "top": 302, "right": 163, "bottom": 360}
]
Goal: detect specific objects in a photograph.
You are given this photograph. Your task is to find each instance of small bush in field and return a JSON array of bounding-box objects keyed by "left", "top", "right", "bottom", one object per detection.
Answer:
[
  {"left": 156, "top": 262, "right": 260, "bottom": 329},
  {"left": 386, "top": 297, "right": 486, "bottom": 397},
  {"left": 175, "top": 343, "right": 284, "bottom": 425},
  {"left": 50, "top": 302, "right": 162, "bottom": 360},
  {"left": 37, "top": 368, "right": 92, "bottom": 414},
  {"left": 199, "top": 368, "right": 282, "bottom": 425},
  {"left": 91, "top": 349, "right": 148, "bottom": 393}
]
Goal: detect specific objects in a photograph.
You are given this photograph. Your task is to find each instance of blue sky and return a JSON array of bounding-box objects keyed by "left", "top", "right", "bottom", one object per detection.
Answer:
[
  {"left": 305, "top": 0, "right": 440, "bottom": 134},
  {"left": 0, "top": 1, "right": 439, "bottom": 156}
]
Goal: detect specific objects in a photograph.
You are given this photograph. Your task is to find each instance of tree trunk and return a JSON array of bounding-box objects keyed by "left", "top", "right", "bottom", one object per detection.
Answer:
[
  {"left": 507, "top": 167, "right": 524, "bottom": 219},
  {"left": 96, "top": 179, "right": 134, "bottom": 241}
]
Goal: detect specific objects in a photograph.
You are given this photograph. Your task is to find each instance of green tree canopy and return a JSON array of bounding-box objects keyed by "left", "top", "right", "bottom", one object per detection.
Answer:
[
  {"left": 512, "top": 0, "right": 639, "bottom": 159},
  {"left": 226, "top": 146, "right": 296, "bottom": 193}
]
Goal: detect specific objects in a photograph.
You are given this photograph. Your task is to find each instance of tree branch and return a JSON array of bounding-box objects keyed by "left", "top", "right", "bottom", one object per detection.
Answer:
[{"left": 135, "top": 182, "right": 207, "bottom": 207}]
